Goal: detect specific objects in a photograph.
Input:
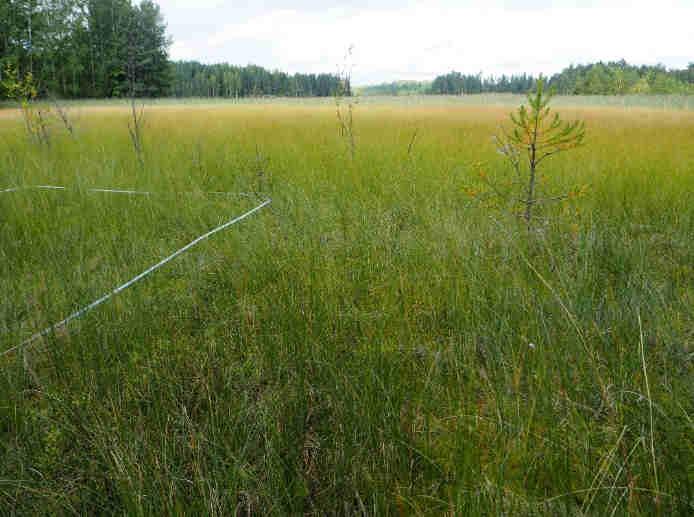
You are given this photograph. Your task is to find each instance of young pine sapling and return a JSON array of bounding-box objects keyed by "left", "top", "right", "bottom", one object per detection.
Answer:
[{"left": 494, "top": 78, "right": 585, "bottom": 227}]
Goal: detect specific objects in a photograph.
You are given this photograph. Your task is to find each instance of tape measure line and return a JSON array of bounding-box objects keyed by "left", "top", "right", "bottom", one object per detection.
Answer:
[
  {"left": 1, "top": 196, "right": 271, "bottom": 358},
  {"left": 1, "top": 184, "right": 258, "bottom": 198}
]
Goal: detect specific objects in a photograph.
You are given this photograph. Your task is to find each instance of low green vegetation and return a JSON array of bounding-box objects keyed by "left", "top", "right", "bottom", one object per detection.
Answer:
[
  {"left": 1, "top": 97, "right": 693, "bottom": 515},
  {"left": 356, "top": 81, "right": 432, "bottom": 97}
]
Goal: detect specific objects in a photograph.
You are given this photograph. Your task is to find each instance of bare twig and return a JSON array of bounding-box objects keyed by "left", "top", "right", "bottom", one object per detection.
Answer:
[
  {"left": 128, "top": 96, "right": 145, "bottom": 167},
  {"left": 50, "top": 96, "right": 75, "bottom": 137},
  {"left": 335, "top": 45, "right": 356, "bottom": 159},
  {"left": 407, "top": 127, "right": 419, "bottom": 158}
]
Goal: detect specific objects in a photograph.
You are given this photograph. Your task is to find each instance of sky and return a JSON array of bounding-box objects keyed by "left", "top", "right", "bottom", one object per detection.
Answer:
[{"left": 158, "top": 0, "right": 694, "bottom": 85}]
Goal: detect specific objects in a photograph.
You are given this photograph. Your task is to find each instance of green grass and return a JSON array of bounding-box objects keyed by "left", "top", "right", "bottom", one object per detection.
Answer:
[{"left": 1, "top": 100, "right": 693, "bottom": 515}]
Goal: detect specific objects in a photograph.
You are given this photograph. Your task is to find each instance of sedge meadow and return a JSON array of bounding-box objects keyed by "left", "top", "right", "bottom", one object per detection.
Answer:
[{"left": 1, "top": 97, "right": 693, "bottom": 514}]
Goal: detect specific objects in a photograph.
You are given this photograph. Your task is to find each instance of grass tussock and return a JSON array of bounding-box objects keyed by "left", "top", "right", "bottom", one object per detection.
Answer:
[{"left": 1, "top": 100, "right": 693, "bottom": 515}]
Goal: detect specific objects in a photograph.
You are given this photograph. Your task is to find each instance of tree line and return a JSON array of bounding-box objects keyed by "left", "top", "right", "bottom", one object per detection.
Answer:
[
  {"left": 427, "top": 61, "right": 694, "bottom": 96},
  {"left": 429, "top": 72, "right": 536, "bottom": 95},
  {"left": 548, "top": 61, "right": 693, "bottom": 95},
  {"left": 1, "top": 0, "right": 170, "bottom": 99},
  {"left": 171, "top": 61, "right": 347, "bottom": 98}
]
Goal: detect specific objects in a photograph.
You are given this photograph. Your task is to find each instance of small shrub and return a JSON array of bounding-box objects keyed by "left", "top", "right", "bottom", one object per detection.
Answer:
[{"left": 2, "top": 65, "right": 51, "bottom": 146}]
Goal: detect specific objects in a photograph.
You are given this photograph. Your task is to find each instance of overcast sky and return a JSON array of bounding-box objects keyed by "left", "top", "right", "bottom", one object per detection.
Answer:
[{"left": 158, "top": 0, "right": 694, "bottom": 85}]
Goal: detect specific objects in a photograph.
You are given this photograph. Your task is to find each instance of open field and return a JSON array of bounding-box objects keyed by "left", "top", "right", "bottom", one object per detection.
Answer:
[
  {"left": 3, "top": 92, "right": 694, "bottom": 112},
  {"left": 1, "top": 98, "right": 693, "bottom": 514}
]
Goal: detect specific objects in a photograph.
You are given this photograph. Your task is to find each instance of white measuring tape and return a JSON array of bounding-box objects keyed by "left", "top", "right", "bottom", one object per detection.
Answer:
[
  {"left": 1, "top": 184, "right": 258, "bottom": 198},
  {"left": 1, "top": 186, "right": 271, "bottom": 357}
]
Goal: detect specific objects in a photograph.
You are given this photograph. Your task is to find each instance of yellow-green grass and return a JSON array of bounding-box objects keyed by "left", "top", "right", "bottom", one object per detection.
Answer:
[{"left": 1, "top": 99, "right": 693, "bottom": 515}]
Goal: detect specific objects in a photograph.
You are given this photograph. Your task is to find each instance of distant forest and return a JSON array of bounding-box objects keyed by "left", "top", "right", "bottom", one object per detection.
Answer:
[
  {"left": 1, "top": 0, "right": 692, "bottom": 99},
  {"left": 409, "top": 61, "right": 694, "bottom": 96},
  {"left": 549, "top": 61, "right": 694, "bottom": 94},
  {"left": 171, "top": 62, "right": 347, "bottom": 98}
]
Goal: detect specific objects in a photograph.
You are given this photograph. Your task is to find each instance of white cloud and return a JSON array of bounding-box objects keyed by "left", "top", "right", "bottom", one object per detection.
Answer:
[
  {"left": 169, "top": 40, "right": 194, "bottom": 61},
  {"left": 160, "top": 0, "right": 694, "bottom": 84}
]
